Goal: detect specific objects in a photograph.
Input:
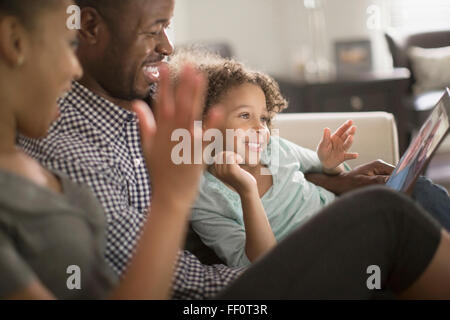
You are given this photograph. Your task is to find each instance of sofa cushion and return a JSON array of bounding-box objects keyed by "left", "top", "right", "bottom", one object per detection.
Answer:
[{"left": 408, "top": 46, "right": 450, "bottom": 94}]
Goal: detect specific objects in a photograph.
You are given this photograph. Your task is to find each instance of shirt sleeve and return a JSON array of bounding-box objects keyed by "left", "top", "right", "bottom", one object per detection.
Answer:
[
  {"left": 0, "top": 228, "right": 36, "bottom": 298},
  {"left": 190, "top": 209, "right": 251, "bottom": 268},
  {"left": 278, "top": 137, "right": 352, "bottom": 173},
  {"left": 279, "top": 137, "right": 323, "bottom": 173}
]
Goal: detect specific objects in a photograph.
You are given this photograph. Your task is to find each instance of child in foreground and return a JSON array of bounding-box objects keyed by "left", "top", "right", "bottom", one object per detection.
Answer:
[{"left": 170, "top": 50, "right": 359, "bottom": 267}]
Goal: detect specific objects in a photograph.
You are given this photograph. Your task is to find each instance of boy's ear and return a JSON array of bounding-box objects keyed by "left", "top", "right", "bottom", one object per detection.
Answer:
[{"left": 0, "top": 17, "right": 29, "bottom": 67}]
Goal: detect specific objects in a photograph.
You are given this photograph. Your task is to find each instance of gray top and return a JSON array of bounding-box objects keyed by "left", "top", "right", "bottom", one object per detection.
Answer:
[{"left": 0, "top": 169, "right": 118, "bottom": 299}]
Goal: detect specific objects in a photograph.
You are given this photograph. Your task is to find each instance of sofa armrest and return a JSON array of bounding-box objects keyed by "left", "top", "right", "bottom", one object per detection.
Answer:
[{"left": 272, "top": 112, "right": 400, "bottom": 168}]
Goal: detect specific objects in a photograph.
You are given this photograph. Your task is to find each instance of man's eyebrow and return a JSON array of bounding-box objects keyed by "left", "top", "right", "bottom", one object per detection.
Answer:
[
  {"left": 148, "top": 14, "right": 174, "bottom": 27},
  {"left": 151, "top": 19, "right": 170, "bottom": 25}
]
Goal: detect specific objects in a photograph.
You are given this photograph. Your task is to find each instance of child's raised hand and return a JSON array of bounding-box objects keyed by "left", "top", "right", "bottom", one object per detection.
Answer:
[
  {"left": 212, "top": 151, "right": 257, "bottom": 195},
  {"left": 317, "top": 120, "right": 359, "bottom": 170}
]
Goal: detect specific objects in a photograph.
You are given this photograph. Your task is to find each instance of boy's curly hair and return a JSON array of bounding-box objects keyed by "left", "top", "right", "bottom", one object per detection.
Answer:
[{"left": 169, "top": 48, "right": 288, "bottom": 128}]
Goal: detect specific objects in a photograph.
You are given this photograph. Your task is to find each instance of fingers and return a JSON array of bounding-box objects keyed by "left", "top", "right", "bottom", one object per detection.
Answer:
[
  {"left": 323, "top": 127, "right": 331, "bottom": 143},
  {"left": 214, "top": 151, "right": 243, "bottom": 165},
  {"left": 132, "top": 100, "right": 156, "bottom": 157},
  {"left": 214, "top": 151, "right": 243, "bottom": 178},
  {"left": 202, "top": 105, "right": 225, "bottom": 154},
  {"left": 373, "top": 175, "right": 390, "bottom": 184},
  {"left": 203, "top": 105, "right": 225, "bottom": 131},
  {"left": 344, "top": 152, "right": 359, "bottom": 161},
  {"left": 372, "top": 159, "right": 395, "bottom": 175},
  {"left": 351, "top": 160, "right": 389, "bottom": 177},
  {"left": 154, "top": 63, "right": 209, "bottom": 151},
  {"left": 333, "top": 120, "right": 353, "bottom": 137},
  {"left": 357, "top": 174, "right": 390, "bottom": 187},
  {"left": 174, "top": 64, "right": 196, "bottom": 127},
  {"left": 174, "top": 64, "right": 207, "bottom": 132},
  {"left": 342, "top": 134, "right": 352, "bottom": 150},
  {"left": 191, "top": 72, "right": 207, "bottom": 123},
  {"left": 154, "top": 65, "right": 175, "bottom": 122},
  {"left": 318, "top": 128, "right": 331, "bottom": 151},
  {"left": 340, "top": 125, "right": 357, "bottom": 143}
]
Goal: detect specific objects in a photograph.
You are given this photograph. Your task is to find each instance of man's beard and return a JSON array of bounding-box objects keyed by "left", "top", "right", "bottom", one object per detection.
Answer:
[{"left": 122, "top": 81, "right": 157, "bottom": 102}]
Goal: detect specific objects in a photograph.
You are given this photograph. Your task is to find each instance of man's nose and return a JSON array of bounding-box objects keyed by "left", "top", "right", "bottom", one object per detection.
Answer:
[{"left": 156, "top": 29, "right": 174, "bottom": 57}]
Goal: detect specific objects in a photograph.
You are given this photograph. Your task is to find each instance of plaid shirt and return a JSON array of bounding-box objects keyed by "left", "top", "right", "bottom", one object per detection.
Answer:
[{"left": 18, "top": 81, "right": 244, "bottom": 299}]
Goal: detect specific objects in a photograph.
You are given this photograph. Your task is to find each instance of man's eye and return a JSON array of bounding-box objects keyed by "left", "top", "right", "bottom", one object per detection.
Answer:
[{"left": 145, "top": 24, "right": 167, "bottom": 37}]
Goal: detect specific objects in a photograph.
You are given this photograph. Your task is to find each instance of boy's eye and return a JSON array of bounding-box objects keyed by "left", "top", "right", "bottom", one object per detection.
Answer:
[
  {"left": 239, "top": 113, "right": 250, "bottom": 119},
  {"left": 261, "top": 116, "right": 269, "bottom": 123}
]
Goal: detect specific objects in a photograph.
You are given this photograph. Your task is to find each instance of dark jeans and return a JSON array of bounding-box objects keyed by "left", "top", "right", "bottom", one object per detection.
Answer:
[
  {"left": 413, "top": 177, "right": 450, "bottom": 231},
  {"left": 218, "top": 186, "right": 442, "bottom": 299}
]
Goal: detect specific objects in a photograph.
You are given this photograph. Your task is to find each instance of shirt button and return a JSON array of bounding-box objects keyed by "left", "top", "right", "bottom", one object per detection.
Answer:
[
  {"left": 134, "top": 159, "right": 142, "bottom": 167},
  {"left": 126, "top": 114, "right": 135, "bottom": 122}
]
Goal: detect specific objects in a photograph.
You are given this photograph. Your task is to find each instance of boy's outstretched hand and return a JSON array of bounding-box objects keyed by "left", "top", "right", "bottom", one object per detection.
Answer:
[{"left": 317, "top": 120, "right": 359, "bottom": 171}]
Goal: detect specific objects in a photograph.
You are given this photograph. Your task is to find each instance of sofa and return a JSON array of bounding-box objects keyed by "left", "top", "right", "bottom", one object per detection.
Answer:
[
  {"left": 385, "top": 29, "right": 450, "bottom": 128},
  {"left": 185, "top": 111, "right": 400, "bottom": 265},
  {"left": 273, "top": 111, "right": 399, "bottom": 168},
  {"left": 385, "top": 29, "right": 450, "bottom": 190}
]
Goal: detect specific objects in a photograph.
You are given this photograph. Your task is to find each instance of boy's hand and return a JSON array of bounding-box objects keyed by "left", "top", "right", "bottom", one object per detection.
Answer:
[
  {"left": 317, "top": 120, "right": 359, "bottom": 171},
  {"left": 213, "top": 151, "right": 257, "bottom": 196}
]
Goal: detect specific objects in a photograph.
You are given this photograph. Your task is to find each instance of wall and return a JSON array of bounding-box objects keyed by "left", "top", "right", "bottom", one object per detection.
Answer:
[{"left": 172, "top": 0, "right": 393, "bottom": 78}]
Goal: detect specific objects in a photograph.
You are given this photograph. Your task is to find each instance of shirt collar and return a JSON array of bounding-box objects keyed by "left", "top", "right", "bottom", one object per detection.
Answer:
[{"left": 61, "top": 81, "right": 137, "bottom": 143}]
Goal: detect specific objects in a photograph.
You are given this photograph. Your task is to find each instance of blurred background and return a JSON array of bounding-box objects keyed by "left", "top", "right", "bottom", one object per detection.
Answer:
[
  {"left": 171, "top": 0, "right": 450, "bottom": 190},
  {"left": 172, "top": 0, "right": 449, "bottom": 77}
]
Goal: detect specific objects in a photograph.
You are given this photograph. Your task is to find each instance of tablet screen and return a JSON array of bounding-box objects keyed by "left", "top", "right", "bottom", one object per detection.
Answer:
[{"left": 386, "top": 89, "right": 450, "bottom": 193}]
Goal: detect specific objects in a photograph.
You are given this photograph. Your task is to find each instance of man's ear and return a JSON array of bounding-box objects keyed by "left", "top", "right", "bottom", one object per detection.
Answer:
[
  {"left": 78, "top": 7, "right": 104, "bottom": 45},
  {"left": 0, "top": 17, "right": 28, "bottom": 67}
]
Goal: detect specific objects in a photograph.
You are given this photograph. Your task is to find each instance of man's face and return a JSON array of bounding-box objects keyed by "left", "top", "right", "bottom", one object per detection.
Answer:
[{"left": 91, "top": 0, "right": 174, "bottom": 101}]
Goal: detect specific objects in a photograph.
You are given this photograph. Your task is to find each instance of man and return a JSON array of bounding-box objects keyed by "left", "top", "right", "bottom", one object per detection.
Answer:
[
  {"left": 19, "top": 0, "right": 450, "bottom": 299},
  {"left": 20, "top": 0, "right": 241, "bottom": 299}
]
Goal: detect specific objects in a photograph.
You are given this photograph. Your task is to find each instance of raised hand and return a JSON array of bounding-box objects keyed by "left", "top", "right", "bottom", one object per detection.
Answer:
[
  {"left": 133, "top": 64, "right": 223, "bottom": 211},
  {"left": 112, "top": 65, "right": 224, "bottom": 300},
  {"left": 317, "top": 120, "right": 359, "bottom": 170}
]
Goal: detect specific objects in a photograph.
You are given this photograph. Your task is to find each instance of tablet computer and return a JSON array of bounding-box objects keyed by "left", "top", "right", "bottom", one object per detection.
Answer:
[{"left": 386, "top": 88, "right": 450, "bottom": 194}]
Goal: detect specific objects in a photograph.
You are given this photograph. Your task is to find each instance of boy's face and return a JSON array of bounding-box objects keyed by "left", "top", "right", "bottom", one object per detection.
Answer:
[{"left": 216, "top": 83, "right": 271, "bottom": 167}]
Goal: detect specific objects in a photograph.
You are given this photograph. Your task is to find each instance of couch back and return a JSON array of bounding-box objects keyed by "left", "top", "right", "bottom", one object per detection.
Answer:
[{"left": 273, "top": 112, "right": 400, "bottom": 168}]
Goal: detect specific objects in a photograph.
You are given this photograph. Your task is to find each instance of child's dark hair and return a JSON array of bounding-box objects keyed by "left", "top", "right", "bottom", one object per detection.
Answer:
[{"left": 169, "top": 48, "right": 288, "bottom": 129}]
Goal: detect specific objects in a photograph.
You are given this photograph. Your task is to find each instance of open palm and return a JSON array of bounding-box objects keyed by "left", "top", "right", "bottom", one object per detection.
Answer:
[{"left": 317, "top": 120, "right": 359, "bottom": 170}]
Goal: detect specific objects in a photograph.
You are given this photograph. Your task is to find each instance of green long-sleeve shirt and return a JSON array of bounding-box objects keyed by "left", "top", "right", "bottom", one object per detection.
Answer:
[{"left": 190, "top": 136, "right": 337, "bottom": 267}]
